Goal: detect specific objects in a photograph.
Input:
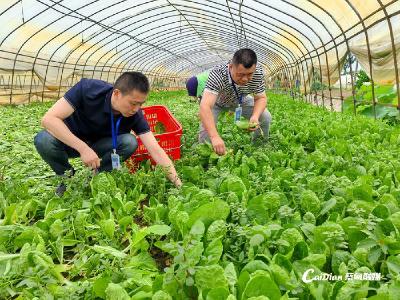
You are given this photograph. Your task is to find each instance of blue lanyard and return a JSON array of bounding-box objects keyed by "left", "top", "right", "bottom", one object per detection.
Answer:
[
  {"left": 229, "top": 70, "right": 243, "bottom": 105},
  {"left": 110, "top": 112, "right": 122, "bottom": 152}
]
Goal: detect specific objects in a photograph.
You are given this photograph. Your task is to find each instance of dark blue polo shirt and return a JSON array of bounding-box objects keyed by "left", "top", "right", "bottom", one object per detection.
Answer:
[{"left": 63, "top": 79, "right": 150, "bottom": 142}]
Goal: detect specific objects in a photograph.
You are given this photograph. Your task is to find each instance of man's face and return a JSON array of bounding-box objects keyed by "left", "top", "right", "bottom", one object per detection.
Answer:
[
  {"left": 229, "top": 63, "right": 256, "bottom": 86},
  {"left": 113, "top": 89, "right": 147, "bottom": 117}
]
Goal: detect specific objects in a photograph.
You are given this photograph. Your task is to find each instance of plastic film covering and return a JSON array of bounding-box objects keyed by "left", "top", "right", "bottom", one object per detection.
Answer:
[{"left": 0, "top": 0, "right": 398, "bottom": 111}]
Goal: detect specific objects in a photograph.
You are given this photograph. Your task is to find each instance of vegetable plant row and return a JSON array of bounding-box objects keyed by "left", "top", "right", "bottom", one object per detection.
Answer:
[{"left": 1, "top": 90, "right": 400, "bottom": 299}]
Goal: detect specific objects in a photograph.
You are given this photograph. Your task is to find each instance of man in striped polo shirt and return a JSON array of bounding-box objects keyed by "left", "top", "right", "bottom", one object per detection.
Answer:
[{"left": 199, "top": 48, "right": 272, "bottom": 155}]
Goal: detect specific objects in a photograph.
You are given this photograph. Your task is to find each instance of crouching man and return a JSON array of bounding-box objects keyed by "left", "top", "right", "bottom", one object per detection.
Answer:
[{"left": 34, "top": 72, "right": 182, "bottom": 196}]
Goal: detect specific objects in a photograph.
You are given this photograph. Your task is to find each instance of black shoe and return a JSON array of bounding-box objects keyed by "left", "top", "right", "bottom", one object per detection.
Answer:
[
  {"left": 55, "top": 169, "right": 74, "bottom": 197},
  {"left": 55, "top": 182, "right": 67, "bottom": 197}
]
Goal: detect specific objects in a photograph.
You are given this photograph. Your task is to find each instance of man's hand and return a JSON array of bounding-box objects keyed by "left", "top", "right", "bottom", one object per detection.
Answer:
[
  {"left": 210, "top": 135, "right": 226, "bottom": 155},
  {"left": 173, "top": 177, "right": 183, "bottom": 188},
  {"left": 139, "top": 132, "right": 182, "bottom": 186},
  {"left": 248, "top": 115, "right": 260, "bottom": 132},
  {"left": 79, "top": 146, "right": 101, "bottom": 170}
]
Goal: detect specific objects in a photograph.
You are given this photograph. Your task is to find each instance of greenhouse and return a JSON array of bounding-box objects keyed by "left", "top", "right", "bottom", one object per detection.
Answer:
[{"left": 1, "top": 0, "right": 400, "bottom": 299}]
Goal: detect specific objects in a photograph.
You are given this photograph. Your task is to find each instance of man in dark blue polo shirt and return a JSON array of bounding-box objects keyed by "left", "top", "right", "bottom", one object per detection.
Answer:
[{"left": 34, "top": 72, "right": 182, "bottom": 196}]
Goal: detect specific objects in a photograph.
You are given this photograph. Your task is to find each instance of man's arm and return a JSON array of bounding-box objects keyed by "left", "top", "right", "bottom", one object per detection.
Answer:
[
  {"left": 41, "top": 97, "right": 101, "bottom": 170},
  {"left": 199, "top": 90, "right": 226, "bottom": 155},
  {"left": 138, "top": 131, "right": 182, "bottom": 187}
]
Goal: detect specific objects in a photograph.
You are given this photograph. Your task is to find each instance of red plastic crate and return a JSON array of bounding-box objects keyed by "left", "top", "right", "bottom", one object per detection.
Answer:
[{"left": 127, "top": 105, "right": 182, "bottom": 171}]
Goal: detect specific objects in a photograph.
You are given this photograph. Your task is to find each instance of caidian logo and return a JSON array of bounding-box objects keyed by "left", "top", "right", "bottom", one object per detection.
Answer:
[
  {"left": 302, "top": 269, "right": 343, "bottom": 283},
  {"left": 302, "top": 268, "right": 382, "bottom": 283}
]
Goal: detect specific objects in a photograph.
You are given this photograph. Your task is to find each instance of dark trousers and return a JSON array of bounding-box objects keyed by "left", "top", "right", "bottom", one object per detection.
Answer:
[{"left": 34, "top": 130, "right": 138, "bottom": 175}]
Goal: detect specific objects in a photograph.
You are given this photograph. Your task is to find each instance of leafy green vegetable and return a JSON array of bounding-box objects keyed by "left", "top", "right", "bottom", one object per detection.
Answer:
[
  {"left": 235, "top": 120, "right": 257, "bottom": 130},
  {"left": 187, "top": 200, "right": 230, "bottom": 228},
  {"left": 154, "top": 121, "right": 166, "bottom": 134},
  {"left": 242, "top": 271, "right": 281, "bottom": 300},
  {"left": 300, "top": 190, "right": 321, "bottom": 215},
  {"left": 105, "top": 283, "right": 130, "bottom": 300},
  {"left": 195, "top": 265, "right": 229, "bottom": 291},
  {"left": 2, "top": 90, "right": 400, "bottom": 298},
  {"left": 219, "top": 176, "right": 247, "bottom": 199}
]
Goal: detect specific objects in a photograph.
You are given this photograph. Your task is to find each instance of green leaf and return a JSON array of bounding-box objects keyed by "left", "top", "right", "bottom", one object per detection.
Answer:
[
  {"left": 195, "top": 265, "right": 228, "bottom": 291},
  {"left": 246, "top": 196, "right": 269, "bottom": 224},
  {"left": 146, "top": 224, "right": 171, "bottom": 236},
  {"left": 249, "top": 234, "right": 264, "bottom": 247},
  {"left": 224, "top": 262, "right": 238, "bottom": 289},
  {"left": 272, "top": 254, "right": 292, "bottom": 272},
  {"left": 196, "top": 142, "right": 213, "bottom": 157},
  {"left": 130, "top": 225, "right": 171, "bottom": 250},
  {"left": 292, "top": 241, "right": 309, "bottom": 261},
  {"left": 372, "top": 204, "right": 391, "bottom": 219},
  {"left": 131, "top": 291, "right": 152, "bottom": 300},
  {"left": 206, "top": 220, "right": 227, "bottom": 242},
  {"left": 3, "top": 204, "right": 17, "bottom": 225},
  {"left": 378, "top": 91, "right": 396, "bottom": 104},
  {"left": 152, "top": 291, "right": 172, "bottom": 300},
  {"left": 368, "top": 246, "right": 382, "bottom": 266},
  {"left": 242, "top": 272, "right": 281, "bottom": 300},
  {"left": 269, "top": 263, "right": 296, "bottom": 290},
  {"left": 303, "top": 254, "right": 326, "bottom": 269},
  {"left": 331, "top": 250, "right": 351, "bottom": 274},
  {"left": 93, "top": 276, "right": 112, "bottom": 299},
  {"left": 318, "top": 198, "right": 337, "bottom": 216},
  {"left": 389, "top": 279, "right": 400, "bottom": 300},
  {"left": 202, "top": 238, "right": 223, "bottom": 265},
  {"left": 241, "top": 260, "right": 269, "bottom": 274},
  {"left": 49, "top": 219, "right": 64, "bottom": 239},
  {"left": 118, "top": 216, "right": 132, "bottom": 231},
  {"left": 0, "top": 253, "right": 20, "bottom": 262},
  {"left": 359, "top": 104, "right": 398, "bottom": 119},
  {"left": 92, "top": 245, "right": 127, "bottom": 259},
  {"left": 300, "top": 190, "right": 321, "bottom": 215},
  {"left": 44, "top": 197, "right": 62, "bottom": 217},
  {"left": 236, "top": 120, "right": 257, "bottom": 130},
  {"left": 105, "top": 283, "right": 130, "bottom": 300},
  {"left": 14, "top": 227, "right": 38, "bottom": 249},
  {"left": 45, "top": 208, "right": 70, "bottom": 220},
  {"left": 238, "top": 271, "right": 251, "bottom": 300},
  {"left": 188, "top": 200, "right": 230, "bottom": 228},
  {"left": 357, "top": 238, "right": 377, "bottom": 249},
  {"left": 206, "top": 287, "right": 230, "bottom": 300},
  {"left": 386, "top": 256, "right": 400, "bottom": 276},
  {"left": 100, "top": 219, "right": 115, "bottom": 239},
  {"left": 154, "top": 121, "right": 166, "bottom": 134},
  {"left": 62, "top": 238, "right": 82, "bottom": 247},
  {"left": 190, "top": 220, "right": 205, "bottom": 238},
  {"left": 347, "top": 230, "right": 369, "bottom": 252},
  {"left": 219, "top": 176, "right": 247, "bottom": 199},
  {"left": 368, "top": 296, "right": 389, "bottom": 300},
  {"left": 186, "top": 241, "right": 204, "bottom": 266}
]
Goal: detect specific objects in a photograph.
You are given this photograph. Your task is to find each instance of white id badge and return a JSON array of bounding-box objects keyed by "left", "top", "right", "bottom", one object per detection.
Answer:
[
  {"left": 111, "top": 152, "right": 121, "bottom": 170},
  {"left": 234, "top": 106, "right": 242, "bottom": 123}
]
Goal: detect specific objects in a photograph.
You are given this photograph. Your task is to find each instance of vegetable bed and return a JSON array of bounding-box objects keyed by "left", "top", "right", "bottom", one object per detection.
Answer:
[{"left": 1, "top": 90, "right": 400, "bottom": 299}]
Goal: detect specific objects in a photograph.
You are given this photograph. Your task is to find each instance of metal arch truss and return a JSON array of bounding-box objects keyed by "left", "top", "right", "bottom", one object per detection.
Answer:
[{"left": 0, "top": 0, "right": 398, "bottom": 117}]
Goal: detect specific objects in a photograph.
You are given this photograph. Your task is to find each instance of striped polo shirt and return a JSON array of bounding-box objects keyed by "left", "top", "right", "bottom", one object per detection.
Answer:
[{"left": 204, "top": 62, "right": 266, "bottom": 107}]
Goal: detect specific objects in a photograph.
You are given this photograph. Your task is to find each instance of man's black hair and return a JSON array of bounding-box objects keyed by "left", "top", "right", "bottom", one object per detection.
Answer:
[
  {"left": 232, "top": 48, "right": 257, "bottom": 68},
  {"left": 114, "top": 72, "right": 150, "bottom": 94}
]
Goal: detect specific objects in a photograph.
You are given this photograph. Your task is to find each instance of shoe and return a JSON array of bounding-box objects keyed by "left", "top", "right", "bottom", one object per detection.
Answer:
[
  {"left": 55, "top": 182, "right": 67, "bottom": 197},
  {"left": 55, "top": 168, "right": 74, "bottom": 197}
]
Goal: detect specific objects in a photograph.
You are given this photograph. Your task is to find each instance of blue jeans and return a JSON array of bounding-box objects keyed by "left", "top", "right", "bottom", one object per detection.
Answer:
[{"left": 34, "top": 130, "right": 138, "bottom": 175}]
